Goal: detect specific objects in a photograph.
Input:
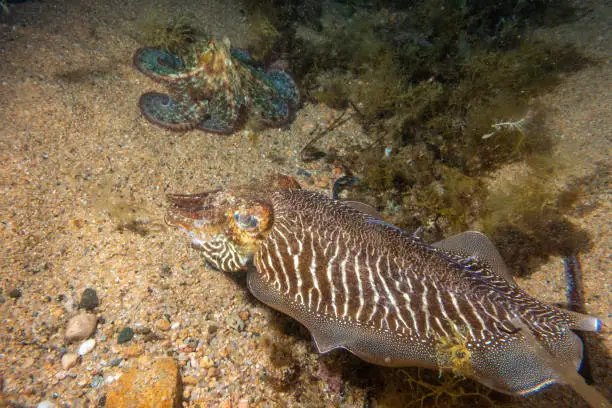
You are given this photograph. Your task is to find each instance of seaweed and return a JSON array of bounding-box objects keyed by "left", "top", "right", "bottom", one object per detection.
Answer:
[
  {"left": 375, "top": 367, "right": 495, "bottom": 407},
  {"left": 90, "top": 182, "right": 162, "bottom": 237},
  {"left": 246, "top": 12, "right": 282, "bottom": 61},
  {"left": 244, "top": 0, "right": 595, "bottom": 272},
  {"left": 136, "top": 10, "right": 203, "bottom": 57},
  {"left": 477, "top": 160, "right": 592, "bottom": 275}
]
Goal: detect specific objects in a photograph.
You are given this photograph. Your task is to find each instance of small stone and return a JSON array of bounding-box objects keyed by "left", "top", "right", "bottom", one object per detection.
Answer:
[
  {"left": 156, "top": 319, "right": 171, "bottom": 331},
  {"left": 105, "top": 357, "right": 181, "bottom": 408},
  {"left": 109, "top": 357, "right": 123, "bottom": 367},
  {"left": 37, "top": 401, "right": 56, "bottom": 408},
  {"left": 65, "top": 312, "right": 97, "bottom": 342},
  {"left": 61, "top": 353, "right": 79, "bottom": 370},
  {"left": 200, "top": 356, "right": 213, "bottom": 369},
  {"left": 78, "top": 338, "right": 96, "bottom": 356},
  {"left": 183, "top": 376, "right": 198, "bottom": 385},
  {"left": 122, "top": 344, "right": 144, "bottom": 358},
  {"left": 117, "top": 327, "right": 134, "bottom": 344},
  {"left": 90, "top": 375, "right": 104, "bottom": 389},
  {"left": 226, "top": 314, "right": 245, "bottom": 332},
  {"left": 79, "top": 288, "right": 99, "bottom": 310},
  {"left": 8, "top": 288, "right": 22, "bottom": 299}
]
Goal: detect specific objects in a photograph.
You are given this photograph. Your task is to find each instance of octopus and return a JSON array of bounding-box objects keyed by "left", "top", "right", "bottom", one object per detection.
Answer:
[
  {"left": 165, "top": 174, "right": 602, "bottom": 397},
  {"left": 133, "top": 38, "right": 300, "bottom": 133}
]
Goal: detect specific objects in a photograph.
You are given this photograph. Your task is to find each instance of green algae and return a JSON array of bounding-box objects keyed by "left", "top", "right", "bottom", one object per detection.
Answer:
[
  {"left": 477, "top": 159, "right": 592, "bottom": 275},
  {"left": 136, "top": 10, "right": 203, "bottom": 57}
]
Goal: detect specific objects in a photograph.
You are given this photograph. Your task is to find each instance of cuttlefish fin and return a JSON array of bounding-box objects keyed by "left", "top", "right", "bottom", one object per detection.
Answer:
[
  {"left": 509, "top": 318, "right": 610, "bottom": 406},
  {"left": 565, "top": 310, "right": 601, "bottom": 332},
  {"left": 433, "top": 231, "right": 516, "bottom": 285},
  {"left": 343, "top": 200, "right": 383, "bottom": 220}
]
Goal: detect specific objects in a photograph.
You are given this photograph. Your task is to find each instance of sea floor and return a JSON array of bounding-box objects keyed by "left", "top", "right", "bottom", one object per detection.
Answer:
[{"left": 0, "top": 0, "right": 609, "bottom": 407}]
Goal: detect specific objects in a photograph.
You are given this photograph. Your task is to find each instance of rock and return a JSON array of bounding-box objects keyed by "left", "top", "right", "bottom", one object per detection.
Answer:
[
  {"left": 200, "top": 356, "right": 214, "bottom": 369},
  {"left": 65, "top": 312, "right": 97, "bottom": 342},
  {"left": 183, "top": 376, "right": 198, "bottom": 385},
  {"left": 226, "top": 313, "right": 245, "bottom": 332},
  {"left": 61, "top": 353, "right": 79, "bottom": 370},
  {"left": 121, "top": 344, "right": 144, "bottom": 358},
  {"left": 117, "top": 327, "right": 134, "bottom": 344},
  {"left": 37, "top": 401, "right": 56, "bottom": 408},
  {"left": 105, "top": 357, "right": 182, "bottom": 408},
  {"left": 109, "top": 357, "right": 123, "bottom": 367},
  {"left": 8, "top": 288, "right": 22, "bottom": 299},
  {"left": 156, "top": 318, "right": 171, "bottom": 331},
  {"left": 79, "top": 288, "right": 99, "bottom": 310},
  {"left": 78, "top": 338, "right": 96, "bottom": 356},
  {"left": 90, "top": 374, "right": 104, "bottom": 389}
]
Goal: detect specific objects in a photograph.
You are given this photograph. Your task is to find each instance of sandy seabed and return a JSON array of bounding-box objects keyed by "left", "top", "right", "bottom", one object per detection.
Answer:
[{"left": 0, "top": 0, "right": 609, "bottom": 407}]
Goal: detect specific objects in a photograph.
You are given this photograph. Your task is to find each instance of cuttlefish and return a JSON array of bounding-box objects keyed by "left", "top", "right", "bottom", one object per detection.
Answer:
[{"left": 165, "top": 175, "right": 601, "bottom": 396}]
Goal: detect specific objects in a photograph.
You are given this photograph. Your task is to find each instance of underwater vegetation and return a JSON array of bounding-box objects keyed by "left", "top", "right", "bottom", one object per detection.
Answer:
[
  {"left": 244, "top": 0, "right": 596, "bottom": 273},
  {"left": 135, "top": 10, "right": 202, "bottom": 57},
  {"left": 377, "top": 368, "right": 495, "bottom": 407},
  {"left": 89, "top": 181, "right": 161, "bottom": 237},
  {"left": 477, "top": 158, "right": 594, "bottom": 275},
  {"left": 246, "top": 11, "right": 282, "bottom": 61}
]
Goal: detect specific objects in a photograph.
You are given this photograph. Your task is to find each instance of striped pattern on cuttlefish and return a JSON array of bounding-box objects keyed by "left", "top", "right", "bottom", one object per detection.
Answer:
[{"left": 165, "top": 175, "right": 601, "bottom": 396}]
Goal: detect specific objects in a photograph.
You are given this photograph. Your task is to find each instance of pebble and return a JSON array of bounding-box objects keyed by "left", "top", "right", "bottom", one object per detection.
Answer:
[
  {"left": 156, "top": 318, "right": 171, "bottom": 331},
  {"left": 121, "top": 344, "right": 144, "bottom": 358},
  {"left": 61, "top": 353, "right": 79, "bottom": 370},
  {"left": 65, "top": 312, "right": 97, "bottom": 342},
  {"left": 37, "top": 401, "right": 56, "bottom": 408},
  {"left": 78, "top": 338, "right": 96, "bottom": 355},
  {"left": 226, "top": 314, "right": 245, "bottom": 332},
  {"left": 200, "top": 356, "right": 214, "bottom": 369},
  {"left": 8, "top": 288, "right": 22, "bottom": 299},
  {"left": 79, "top": 288, "right": 99, "bottom": 310},
  {"left": 90, "top": 375, "right": 104, "bottom": 389},
  {"left": 109, "top": 357, "right": 123, "bottom": 367},
  {"left": 183, "top": 376, "right": 198, "bottom": 385},
  {"left": 117, "top": 327, "right": 134, "bottom": 344}
]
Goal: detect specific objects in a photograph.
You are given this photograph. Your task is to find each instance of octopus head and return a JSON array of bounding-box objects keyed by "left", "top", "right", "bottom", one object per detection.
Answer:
[{"left": 197, "top": 37, "right": 234, "bottom": 74}]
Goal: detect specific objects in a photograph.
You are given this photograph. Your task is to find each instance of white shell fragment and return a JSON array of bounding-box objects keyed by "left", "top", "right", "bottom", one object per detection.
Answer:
[{"left": 78, "top": 338, "right": 96, "bottom": 356}]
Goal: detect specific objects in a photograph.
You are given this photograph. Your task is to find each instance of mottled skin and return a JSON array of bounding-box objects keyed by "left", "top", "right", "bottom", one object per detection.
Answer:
[
  {"left": 165, "top": 175, "right": 602, "bottom": 396},
  {"left": 133, "top": 38, "right": 300, "bottom": 133}
]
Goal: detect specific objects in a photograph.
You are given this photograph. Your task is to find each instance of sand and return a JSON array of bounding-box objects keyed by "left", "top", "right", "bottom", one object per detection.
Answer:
[{"left": 0, "top": 0, "right": 609, "bottom": 406}]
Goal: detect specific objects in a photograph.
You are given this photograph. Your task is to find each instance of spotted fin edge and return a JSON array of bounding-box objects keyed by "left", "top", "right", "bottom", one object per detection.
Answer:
[
  {"left": 566, "top": 310, "right": 601, "bottom": 332},
  {"left": 510, "top": 318, "right": 610, "bottom": 406}
]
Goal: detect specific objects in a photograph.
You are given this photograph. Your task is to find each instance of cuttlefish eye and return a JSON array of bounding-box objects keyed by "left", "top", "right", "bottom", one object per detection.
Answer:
[
  {"left": 233, "top": 211, "right": 259, "bottom": 231},
  {"left": 229, "top": 202, "right": 273, "bottom": 239}
]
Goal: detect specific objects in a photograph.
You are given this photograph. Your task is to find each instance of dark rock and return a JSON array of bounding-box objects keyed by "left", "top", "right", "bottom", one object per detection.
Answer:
[
  {"left": 8, "top": 288, "right": 22, "bottom": 299},
  {"left": 80, "top": 288, "right": 99, "bottom": 310},
  {"left": 117, "top": 327, "right": 134, "bottom": 344},
  {"left": 109, "top": 357, "right": 123, "bottom": 367}
]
